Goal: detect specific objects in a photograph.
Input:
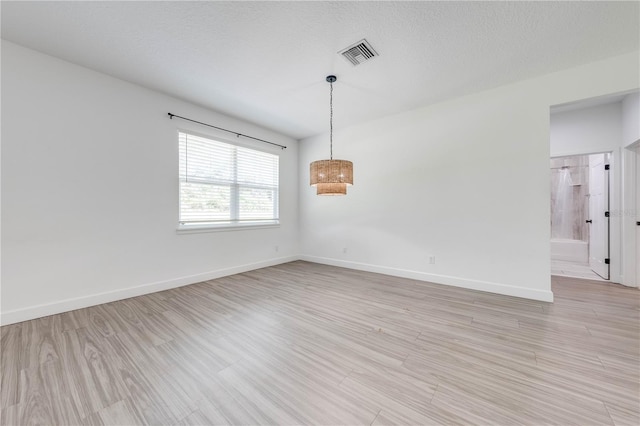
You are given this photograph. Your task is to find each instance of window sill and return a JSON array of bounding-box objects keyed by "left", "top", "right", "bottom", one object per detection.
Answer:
[{"left": 176, "top": 222, "right": 280, "bottom": 234}]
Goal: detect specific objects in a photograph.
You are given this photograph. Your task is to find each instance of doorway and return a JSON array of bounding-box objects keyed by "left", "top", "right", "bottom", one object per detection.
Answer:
[{"left": 550, "top": 153, "right": 610, "bottom": 281}]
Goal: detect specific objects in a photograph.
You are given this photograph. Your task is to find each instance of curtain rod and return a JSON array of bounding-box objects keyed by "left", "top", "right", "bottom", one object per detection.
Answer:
[{"left": 168, "top": 113, "right": 287, "bottom": 150}]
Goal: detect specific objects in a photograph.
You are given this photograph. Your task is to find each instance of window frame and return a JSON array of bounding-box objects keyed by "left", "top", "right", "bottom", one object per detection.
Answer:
[{"left": 176, "top": 129, "right": 280, "bottom": 233}]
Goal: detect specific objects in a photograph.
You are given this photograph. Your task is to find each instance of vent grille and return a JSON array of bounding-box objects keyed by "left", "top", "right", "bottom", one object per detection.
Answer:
[{"left": 339, "top": 39, "right": 378, "bottom": 66}]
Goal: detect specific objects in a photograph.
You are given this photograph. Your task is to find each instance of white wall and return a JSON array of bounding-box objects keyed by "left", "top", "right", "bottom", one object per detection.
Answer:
[
  {"left": 299, "top": 51, "right": 639, "bottom": 301},
  {"left": 1, "top": 41, "right": 299, "bottom": 324},
  {"left": 622, "top": 93, "right": 640, "bottom": 147},
  {"left": 550, "top": 102, "right": 622, "bottom": 157}
]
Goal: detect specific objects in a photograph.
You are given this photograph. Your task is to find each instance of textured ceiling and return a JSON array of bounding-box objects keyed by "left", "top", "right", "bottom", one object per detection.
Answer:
[{"left": 2, "top": 1, "right": 639, "bottom": 139}]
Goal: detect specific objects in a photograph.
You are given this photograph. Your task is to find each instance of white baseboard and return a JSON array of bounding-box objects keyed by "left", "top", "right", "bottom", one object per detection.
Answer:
[
  {"left": 2, "top": 254, "right": 555, "bottom": 325},
  {"left": 0, "top": 255, "right": 298, "bottom": 325},
  {"left": 299, "top": 255, "right": 554, "bottom": 303}
]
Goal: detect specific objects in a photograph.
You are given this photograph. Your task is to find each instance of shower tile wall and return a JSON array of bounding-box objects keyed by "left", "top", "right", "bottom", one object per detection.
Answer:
[{"left": 550, "top": 155, "right": 589, "bottom": 241}]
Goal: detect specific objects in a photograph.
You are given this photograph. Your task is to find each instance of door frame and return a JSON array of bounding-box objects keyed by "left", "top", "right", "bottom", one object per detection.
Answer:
[
  {"left": 621, "top": 141, "right": 640, "bottom": 287},
  {"left": 587, "top": 152, "right": 610, "bottom": 279},
  {"left": 551, "top": 149, "right": 624, "bottom": 284}
]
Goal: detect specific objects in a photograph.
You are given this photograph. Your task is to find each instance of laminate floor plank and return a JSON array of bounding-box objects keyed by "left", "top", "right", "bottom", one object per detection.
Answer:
[
  {"left": 39, "top": 359, "right": 83, "bottom": 425},
  {"left": 430, "top": 383, "right": 536, "bottom": 426},
  {"left": 0, "top": 368, "right": 54, "bottom": 426},
  {"left": 92, "top": 398, "right": 147, "bottom": 426},
  {"left": 0, "top": 326, "right": 23, "bottom": 409},
  {"left": 177, "top": 408, "right": 225, "bottom": 426},
  {"left": 339, "top": 375, "right": 466, "bottom": 425},
  {"left": 411, "top": 338, "right": 634, "bottom": 418},
  {"left": 216, "top": 363, "right": 318, "bottom": 425},
  {"left": 405, "top": 352, "right": 614, "bottom": 426},
  {"left": 2, "top": 261, "right": 639, "bottom": 425},
  {"left": 605, "top": 401, "right": 640, "bottom": 426},
  {"left": 197, "top": 371, "right": 282, "bottom": 426},
  {"left": 104, "top": 331, "right": 196, "bottom": 422},
  {"left": 370, "top": 408, "right": 456, "bottom": 426}
]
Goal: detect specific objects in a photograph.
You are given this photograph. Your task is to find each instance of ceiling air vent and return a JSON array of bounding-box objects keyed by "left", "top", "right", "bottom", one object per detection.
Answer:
[{"left": 338, "top": 39, "right": 378, "bottom": 66}]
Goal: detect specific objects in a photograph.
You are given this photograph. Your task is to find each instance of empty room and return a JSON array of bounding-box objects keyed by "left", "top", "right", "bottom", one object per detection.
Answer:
[{"left": 1, "top": 1, "right": 639, "bottom": 425}]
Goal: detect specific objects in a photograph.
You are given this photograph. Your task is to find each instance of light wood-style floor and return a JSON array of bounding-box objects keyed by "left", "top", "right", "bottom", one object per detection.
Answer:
[{"left": 1, "top": 261, "right": 639, "bottom": 425}]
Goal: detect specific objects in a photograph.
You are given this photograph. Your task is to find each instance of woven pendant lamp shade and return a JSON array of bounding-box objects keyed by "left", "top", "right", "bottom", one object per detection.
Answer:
[
  {"left": 310, "top": 159, "right": 353, "bottom": 195},
  {"left": 310, "top": 159, "right": 353, "bottom": 184},
  {"left": 316, "top": 182, "right": 347, "bottom": 195},
  {"left": 310, "top": 75, "right": 354, "bottom": 196}
]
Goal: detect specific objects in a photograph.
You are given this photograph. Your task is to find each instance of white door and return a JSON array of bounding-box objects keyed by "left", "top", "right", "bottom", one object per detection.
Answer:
[{"left": 588, "top": 153, "right": 609, "bottom": 279}]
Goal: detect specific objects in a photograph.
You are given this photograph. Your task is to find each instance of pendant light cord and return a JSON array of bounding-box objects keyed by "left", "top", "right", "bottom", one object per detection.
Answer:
[{"left": 329, "top": 80, "right": 333, "bottom": 160}]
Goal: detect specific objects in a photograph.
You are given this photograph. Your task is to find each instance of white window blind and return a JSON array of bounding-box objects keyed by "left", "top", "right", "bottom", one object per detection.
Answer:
[{"left": 178, "top": 131, "right": 279, "bottom": 228}]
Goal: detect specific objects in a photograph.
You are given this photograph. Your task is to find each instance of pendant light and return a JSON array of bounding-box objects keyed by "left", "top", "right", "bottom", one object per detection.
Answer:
[{"left": 310, "top": 75, "right": 353, "bottom": 196}]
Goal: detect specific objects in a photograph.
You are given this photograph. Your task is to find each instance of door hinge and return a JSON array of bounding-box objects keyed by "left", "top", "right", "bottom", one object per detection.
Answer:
[
  {"left": 605, "top": 164, "right": 610, "bottom": 170},
  {"left": 604, "top": 258, "right": 610, "bottom": 265},
  {"left": 604, "top": 211, "right": 610, "bottom": 217}
]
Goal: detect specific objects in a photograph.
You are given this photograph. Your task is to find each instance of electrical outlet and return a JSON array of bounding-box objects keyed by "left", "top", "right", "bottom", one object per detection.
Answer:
[
  {"left": 343, "top": 247, "right": 348, "bottom": 254},
  {"left": 275, "top": 246, "right": 279, "bottom": 252},
  {"left": 429, "top": 256, "right": 436, "bottom": 265}
]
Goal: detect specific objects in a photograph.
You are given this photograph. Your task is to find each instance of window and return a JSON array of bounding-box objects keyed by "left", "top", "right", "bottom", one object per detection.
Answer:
[{"left": 178, "top": 131, "right": 279, "bottom": 229}]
